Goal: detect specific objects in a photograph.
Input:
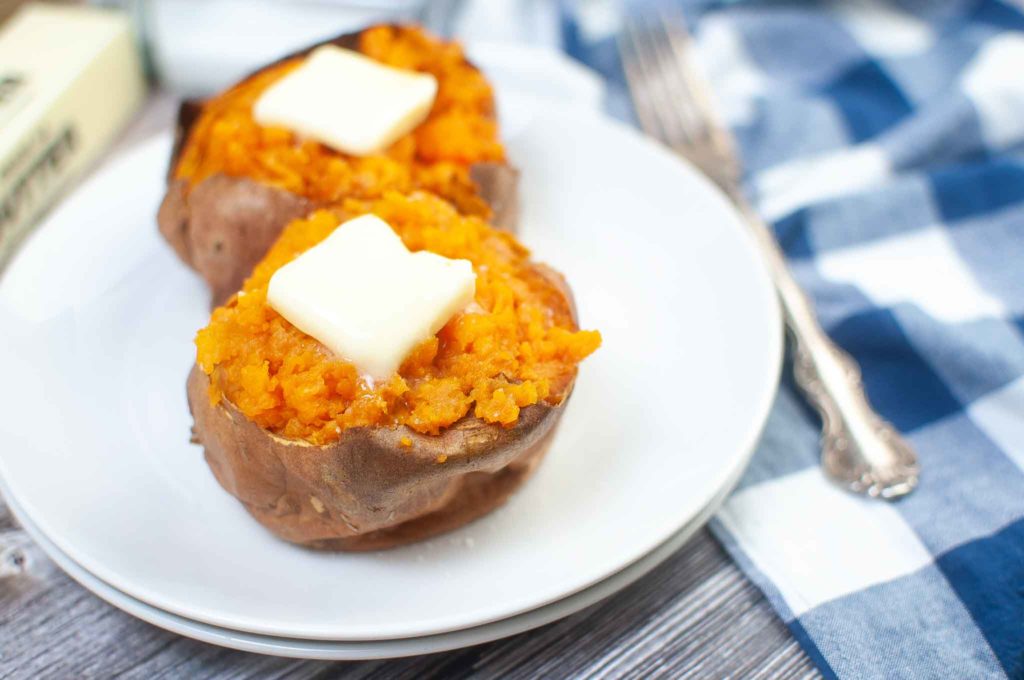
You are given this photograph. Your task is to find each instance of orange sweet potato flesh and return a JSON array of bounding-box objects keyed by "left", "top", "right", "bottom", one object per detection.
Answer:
[
  {"left": 195, "top": 197, "right": 602, "bottom": 444},
  {"left": 158, "top": 26, "right": 520, "bottom": 306}
]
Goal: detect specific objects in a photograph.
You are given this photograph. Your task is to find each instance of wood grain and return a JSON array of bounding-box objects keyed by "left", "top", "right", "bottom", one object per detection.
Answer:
[{"left": 0, "top": 95, "right": 821, "bottom": 679}]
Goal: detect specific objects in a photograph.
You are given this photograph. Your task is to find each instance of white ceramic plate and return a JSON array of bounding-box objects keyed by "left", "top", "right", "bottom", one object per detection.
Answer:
[
  {"left": 0, "top": 97, "right": 781, "bottom": 641},
  {"left": 3, "top": 457, "right": 741, "bottom": 660}
]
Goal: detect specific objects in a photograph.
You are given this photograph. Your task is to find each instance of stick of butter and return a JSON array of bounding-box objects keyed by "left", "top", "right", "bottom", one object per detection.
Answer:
[
  {"left": 267, "top": 214, "right": 476, "bottom": 381},
  {"left": 0, "top": 4, "right": 145, "bottom": 268},
  {"left": 253, "top": 45, "right": 438, "bottom": 157}
]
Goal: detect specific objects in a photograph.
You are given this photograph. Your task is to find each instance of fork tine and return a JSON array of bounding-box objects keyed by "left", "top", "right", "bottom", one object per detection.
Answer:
[
  {"left": 643, "top": 14, "right": 704, "bottom": 148},
  {"left": 619, "top": 8, "right": 741, "bottom": 187},
  {"left": 658, "top": 10, "right": 741, "bottom": 166},
  {"left": 651, "top": 8, "right": 719, "bottom": 147},
  {"left": 618, "top": 19, "right": 666, "bottom": 143},
  {"left": 621, "top": 17, "right": 677, "bottom": 146},
  {"left": 628, "top": 13, "right": 701, "bottom": 149},
  {"left": 621, "top": 13, "right": 702, "bottom": 150}
]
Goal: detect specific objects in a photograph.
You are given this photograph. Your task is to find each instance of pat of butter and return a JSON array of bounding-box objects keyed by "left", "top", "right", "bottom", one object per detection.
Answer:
[
  {"left": 252, "top": 46, "right": 438, "bottom": 157},
  {"left": 267, "top": 214, "right": 476, "bottom": 380}
]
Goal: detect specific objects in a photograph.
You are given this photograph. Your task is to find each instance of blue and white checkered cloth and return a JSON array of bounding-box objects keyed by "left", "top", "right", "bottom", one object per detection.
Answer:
[{"left": 550, "top": 1, "right": 1024, "bottom": 678}]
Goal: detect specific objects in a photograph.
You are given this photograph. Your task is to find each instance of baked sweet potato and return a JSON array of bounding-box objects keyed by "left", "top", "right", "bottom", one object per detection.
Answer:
[
  {"left": 186, "top": 197, "right": 600, "bottom": 551},
  {"left": 158, "top": 26, "right": 520, "bottom": 305}
]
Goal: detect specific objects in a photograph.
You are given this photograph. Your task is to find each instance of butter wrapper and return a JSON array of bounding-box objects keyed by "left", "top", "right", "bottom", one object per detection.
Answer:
[{"left": 0, "top": 3, "right": 145, "bottom": 268}]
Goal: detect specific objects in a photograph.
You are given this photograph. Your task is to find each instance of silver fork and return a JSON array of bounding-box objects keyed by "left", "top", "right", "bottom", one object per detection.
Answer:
[{"left": 619, "top": 10, "right": 919, "bottom": 499}]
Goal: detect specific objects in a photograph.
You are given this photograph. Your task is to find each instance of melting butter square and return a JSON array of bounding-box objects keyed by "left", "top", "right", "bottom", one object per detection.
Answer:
[
  {"left": 267, "top": 214, "right": 476, "bottom": 380},
  {"left": 252, "top": 45, "right": 438, "bottom": 157}
]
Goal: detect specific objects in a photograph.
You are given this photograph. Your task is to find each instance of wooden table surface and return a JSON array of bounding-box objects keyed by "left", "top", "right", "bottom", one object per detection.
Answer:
[{"left": 0, "top": 97, "right": 819, "bottom": 679}]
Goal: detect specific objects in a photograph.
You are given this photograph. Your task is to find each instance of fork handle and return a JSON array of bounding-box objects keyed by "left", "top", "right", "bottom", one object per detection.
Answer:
[{"left": 736, "top": 200, "right": 920, "bottom": 499}]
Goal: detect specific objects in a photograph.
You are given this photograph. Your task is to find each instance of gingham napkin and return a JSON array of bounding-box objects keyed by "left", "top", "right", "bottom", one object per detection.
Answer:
[{"left": 547, "top": 1, "right": 1024, "bottom": 678}]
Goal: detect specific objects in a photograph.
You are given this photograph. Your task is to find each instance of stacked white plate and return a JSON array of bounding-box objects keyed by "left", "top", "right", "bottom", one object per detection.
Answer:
[{"left": 0, "top": 46, "right": 782, "bottom": 659}]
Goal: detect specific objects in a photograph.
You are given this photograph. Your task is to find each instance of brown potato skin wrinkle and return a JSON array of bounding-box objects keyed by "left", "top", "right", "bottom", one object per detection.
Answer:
[
  {"left": 157, "top": 27, "right": 520, "bottom": 307},
  {"left": 188, "top": 366, "right": 569, "bottom": 551}
]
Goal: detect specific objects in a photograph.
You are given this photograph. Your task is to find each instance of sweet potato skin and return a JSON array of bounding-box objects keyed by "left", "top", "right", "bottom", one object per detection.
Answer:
[
  {"left": 470, "top": 162, "right": 520, "bottom": 230},
  {"left": 157, "top": 28, "right": 520, "bottom": 306},
  {"left": 159, "top": 177, "right": 313, "bottom": 304},
  {"left": 188, "top": 263, "right": 578, "bottom": 551},
  {"left": 188, "top": 367, "right": 563, "bottom": 551}
]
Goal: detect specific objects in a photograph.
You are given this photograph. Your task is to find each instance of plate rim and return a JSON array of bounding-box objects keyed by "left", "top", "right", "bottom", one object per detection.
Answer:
[{"left": 2, "top": 439, "right": 753, "bottom": 660}]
